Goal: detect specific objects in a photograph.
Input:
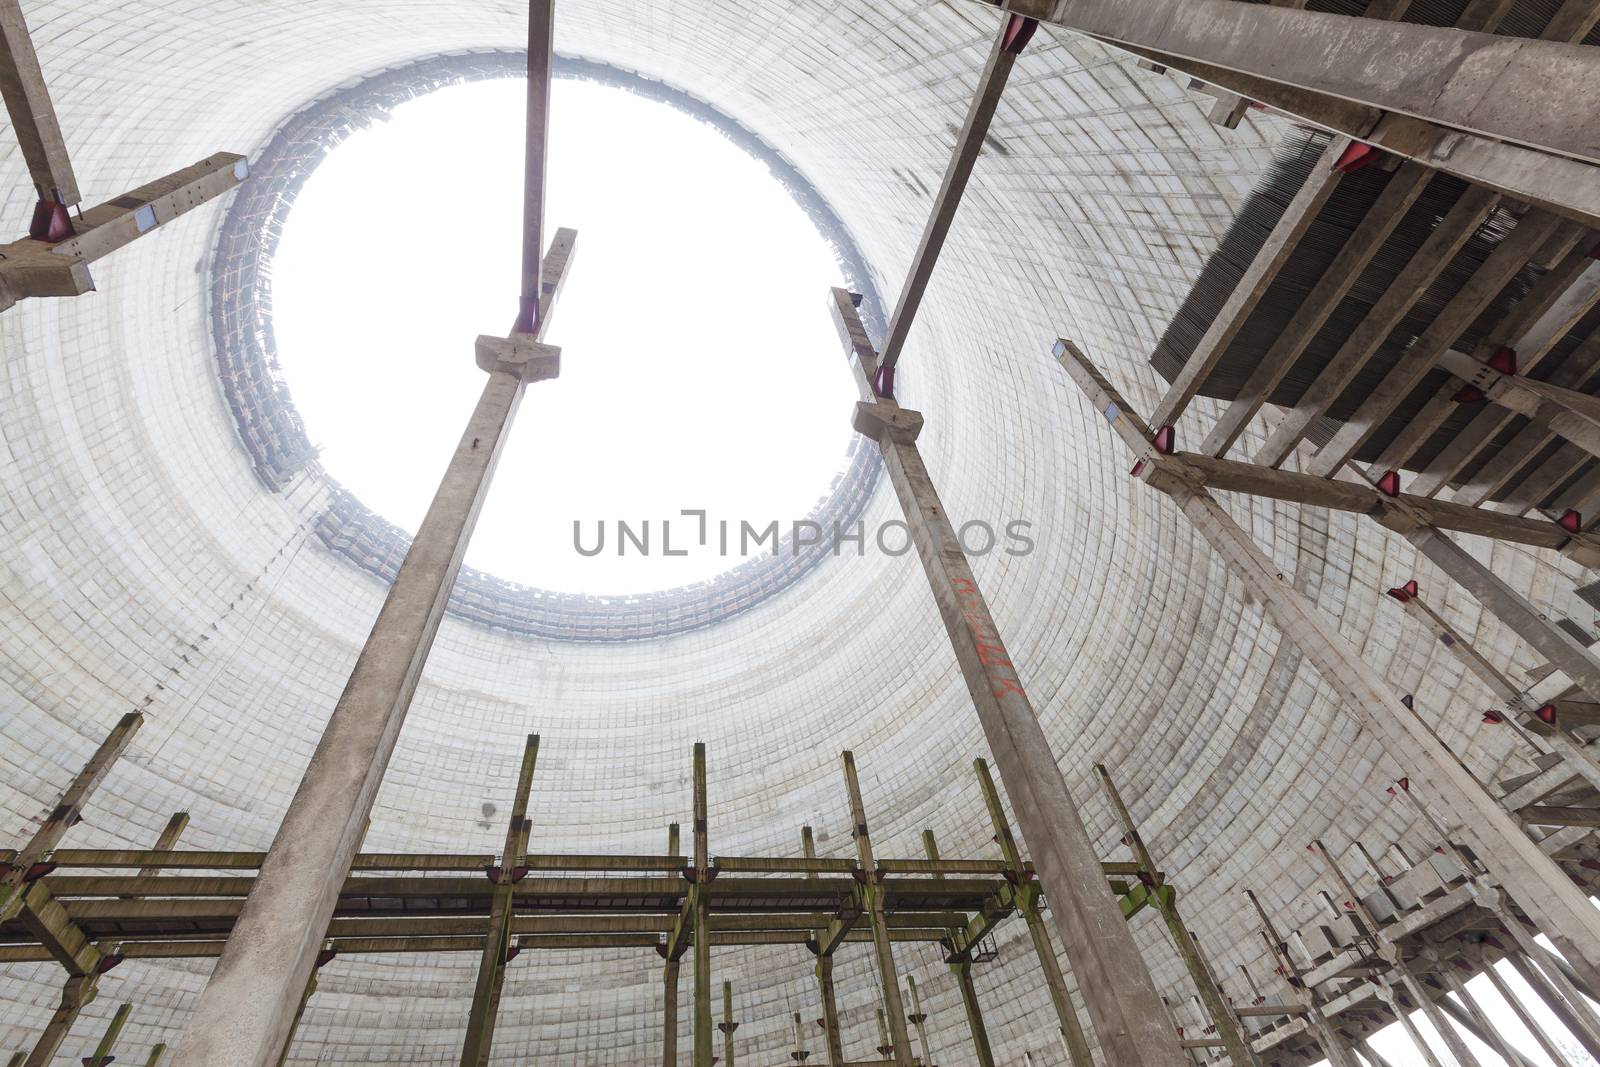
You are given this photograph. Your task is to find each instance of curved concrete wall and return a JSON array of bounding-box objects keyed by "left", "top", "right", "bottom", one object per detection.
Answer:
[{"left": 0, "top": 0, "right": 1585, "bottom": 1062}]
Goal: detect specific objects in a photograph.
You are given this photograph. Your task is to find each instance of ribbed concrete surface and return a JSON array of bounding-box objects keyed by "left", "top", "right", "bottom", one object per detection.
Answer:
[{"left": 0, "top": 0, "right": 1588, "bottom": 1062}]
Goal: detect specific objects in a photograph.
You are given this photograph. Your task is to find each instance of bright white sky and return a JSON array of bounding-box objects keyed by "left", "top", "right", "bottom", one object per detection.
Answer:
[{"left": 273, "top": 78, "right": 855, "bottom": 595}]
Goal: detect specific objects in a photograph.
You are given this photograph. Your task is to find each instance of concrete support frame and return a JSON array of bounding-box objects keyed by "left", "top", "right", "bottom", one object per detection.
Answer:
[
  {"left": 840, "top": 751, "right": 913, "bottom": 1067},
  {"left": 0, "top": 0, "right": 78, "bottom": 206},
  {"left": 973, "top": 760, "right": 1093, "bottom": 1067},
  {"left": 718, "top": 981, "right": 737, "bottom": 1067},
  {"left": 459, "top": 733, "right": 539, "bottom": 1066},
  {"left": 691, "top": 743, "right": 713, "bottom": 1067},
  {"left": 664, "top": 822, "right": 683, "bottom": 1067},
  {"left": 905, "top": 976, "right": 934, "bottom": 1067},
  {"left": 829, "top": 290, "right": 1185, "bottom": 1067},
  {"left": 1245, "top": 890, "right": 1360, "bottom": 1067},
  {"left": 803, "top": 825, "right": 845, "bottom": 1067},
  {"left": 166, "top": 229, "right": 572, "bottom": 1067},
  {"left": 1094, "top": 765, "right": 1259, "bottom": 1066},
  {"left": 1057, "top": 338, "right": 1600, "bottom": 995}
]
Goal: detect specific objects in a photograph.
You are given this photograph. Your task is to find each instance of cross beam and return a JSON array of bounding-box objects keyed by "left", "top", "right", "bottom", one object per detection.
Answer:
[
  {"left": 0, "top": 0, "right": 77, "bottom": 207},
  {"left": 0, "top": 153, "right": 248, "bottom": 312}
]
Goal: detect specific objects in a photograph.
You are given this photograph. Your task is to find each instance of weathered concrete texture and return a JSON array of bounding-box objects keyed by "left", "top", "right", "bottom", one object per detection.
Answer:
[{"left": 1, "top": 0, "right": 1592, "bottom": 1063}]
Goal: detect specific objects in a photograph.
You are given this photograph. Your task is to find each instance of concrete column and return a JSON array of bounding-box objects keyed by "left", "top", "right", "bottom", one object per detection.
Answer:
[
  {"left": 1, "top": 712, "right": 142, "bottom": 923},
  {"left": 275, "top": 973, "right": 317, "bottom": 1067},
  {"left": 24, "top": 973, "right": 97, "bottom": 1067},
  {"left": 905, "top": 976, "right": 934, "bottom": 1067},
  {"left": 1375, "top": 982, "right": 1448, "bottom": 1067},
  {"left": 830, "top": 290, "right": 1184, "bottom": 1067},
  {"left": 83, "top": 1003, "right": 131, "bottom": 1067},
  {"left": 1440, "top": 966, "right": 1535, "bottom": 1067},
  {"left": 876, "top": 1008, "right": 893, "bottom": 1058},
  {"left": 1095, "top": 764, "right": 1258, "bottom": 1067},
  {"left": 692, "top": 744, "right": 713, "bottom": 1067},
  {"left": 1383, "top": 519, "right": 1600, "bottom": 707},
  {"left": 460, "top": 733, "right": 538, "bottom": 1067},
  {"left": 1245, "top": 891, "right": 1360, "bottom": 1067},
  {"left": 719, "top": 981, "right": 737, "bottom": 1067},
  {"left": 803, "top": 826, "right": 845, "bottom": 1067},
  {"left": 791, "top": 1011, "right": 810, "bottom": 1064},
  {"left": 973, "top": 760, "right": 1093, "bottom": 1067},
  {"left": 167, "top": 231, "right": 572, "bottom": 1067},
  {"left": 144, "top": 1045, "right": 167, "bottom": 1067},
  {"left": 840, "top": 751, "right": 913, "bottom": 1067},
  {"left": 0, "top": 0, "right": 80, "bottom": 206},
  {"left": 1483, "top": 957, "right": 1580, "bottom": 1067},
  {"left": 664, "top": 823, "right": 682, "bottom": 1067},
  {"left": 952, "top": 963, "right": 996, "bottom": 1067},
  {"left": 1505, "top": 948, "right": 1600, "bottom": 1060}
]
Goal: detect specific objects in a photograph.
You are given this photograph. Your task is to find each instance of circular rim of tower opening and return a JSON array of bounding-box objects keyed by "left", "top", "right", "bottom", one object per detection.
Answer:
[{"left": 210, "top": 50, "right": 889, "bottom": 642}]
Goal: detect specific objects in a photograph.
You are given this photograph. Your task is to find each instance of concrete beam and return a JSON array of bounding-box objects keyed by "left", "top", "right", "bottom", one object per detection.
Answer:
[
  {"left": 1245, "top": 891, "right": 1361, "bottom": 1067},
  {"left": 165, "top": 231, "right": 573, "bottom": 1067},
  {"left": 83, "top": 1002, "right": 131, "bottom": 1067},
  {"left": 1254, "top": 186, "right": 1500, "bottom": 468},
  {"left": 1307, "top": 209, "right": 1563, "bottom": 477},
  {"left": 1152, "top": 135, "right": 1347, "bottom": 430},
  {"left": 517, "top": 0, "right": 554, "bottom": 333},
  {"left": 23, "top": 975, "right": 99, "bottom": 1067},
  {"left": 1201, "top": 161, "right": 1433, "bottom": 457},
  {"left": 0, "top": 711, "right": 142, "bottom": 923},
  {"left": 975, "top": 0, "right": 1600, "bottom": 168},
  {"left": 975, "top": 759, "right": 1093, "bottom": 1067},
  {"left": 876, "top": 10, "right": 1033, "bottom": 386},
  {"left": 0, "top": 154, "right": 247, "bottom": 312},
  {"left": 1060, "top": 338, "right": 1600, "bottom": 999},
  {"left": 1372, "top": 242, "right": 1599, "bottom": 487},
  {"left": 831, "top": 289, "right": 1186, "bottom": 1067},
  {"left": 1096, "top": 765, "right": 1258, "bottom": 1066},
  {"left": 0, "top": 0, "right": 78, "bottom": 206},
  {"left": 841, "top": 752, "right": 913, "bottom": 1067}
]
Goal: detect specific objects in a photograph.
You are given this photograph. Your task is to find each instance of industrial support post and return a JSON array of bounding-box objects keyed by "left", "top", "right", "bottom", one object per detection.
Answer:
[
  {"left": 460, "top": 733, "right": 539, "bottom": 1066},
  {"left": 828, "top": 289, "right": 1186, "bottom": 1067},
  {"left": 1093, "top": 764, "right": 1258, "bottom": 1066},
  {"left": 923, "top": 830, "right": 995, "bottom": 1067},
  {"left": 166, "top": 227, "right": 573, "bottom": 1067},
  {"left": 803, "top": 825, "right": 845, "bottom": 1067},
  {"left": 718, "top": 981, "right": 738, "bottom": 1067},
  {"left": 82, "top": 1002, "right": 131, "bottom": 1067},
  {"left": 1, "top": 712, "right": 143, "bottom": 924},
  {"left": 664, "top": 822, "right": 683, "bottom": 1067},
  {"left": 1055, "top": 337, "right": 1600, "bottom": 996},
  {"left": 1244, "top": 890, "right": 1360, "bottom": 1067},
  {"left": 840, "top": 751, "right": 913, "bottom": 1066},
  {"left": 905, "top": 976, "right": 934, "bottom": 1067},
  {"left": 974, "top": 759, "right": 1093, "bottom": 1067},
  {"left": 691, "top": 743, "right": 713, "bottom": 1067}
]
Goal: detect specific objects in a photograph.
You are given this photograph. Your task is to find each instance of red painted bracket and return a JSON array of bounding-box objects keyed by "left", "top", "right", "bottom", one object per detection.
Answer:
[
  {"left": 1152, "top": 425, "right": 1175, "bottom": 454},
  {"left": 1334, "top": 142, "right": 1380, "bottom": 173},
  {"left": 504, "top": 943, "right": 521, "bottom": 962},
  {"left": 1385, "top": 579, "right": 1419, "bottom": 603},
  {"left": 29, "top": 199, "right": 73, "bottom": 242},
  {"left": 1487, "top": 346, "right": 1517, "bottom": 375},
  {"left": 1452, "top": 384, "right": 1487, "bottom": 404},
  {"left": 1536, "top": 703, "right": 1559, "bottom": 726},
  {"left": 96, "top": 953, "right": 125, "bottom": 974},
  {"left": 315, "top": 948, "right": 338, "bottom": 968},
  {"left": 1483, "top": 710, "right": 1505, "bottom": 724},
  {"left": 1558, "top": 509, "right": 1583, "bottom": 534},
  {"left": 1375, "top": 470, "right": 1401, "bottom": 497},
  {"left": 874, "top": 364, "right": 895, "bottom": 400},
  {"left": 1002, "top": 14, "right": 1039, "bottom": 53},
  {"left": 23, "top": 861, "right": 56, "bottom": 883}
]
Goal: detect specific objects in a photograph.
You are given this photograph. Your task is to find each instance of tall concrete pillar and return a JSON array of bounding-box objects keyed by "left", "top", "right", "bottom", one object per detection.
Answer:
[
  {"left": 803, "top": 826, "right": 845, "bottom": 1067},
  {"left": 664, "top": 823, "right": 682, "bottom": 1067},
  {"left": 952, "top": 963, "right": 995, "bottom": 1067},
  {"left": 691, "top": 744, "right": 713, "bottom": 1067},
  {"left": 82, "top": 1003, "right": 131, "bottom": 1067},
  {"left": 840, "top": 751, "right": 912, "bottom": 1067},
  {"left": 24, "top": 974, "right": 97, "bottom": 1067},
  {"left": 905, "top": 977, "right": 934, "bottom": 1067},
  {"left": 167, "top": 231, "right": 573, "bottom": 1067},
  {"left": 829, "top": 290, "right": 1185, "bottom": 1067},
  {"left": 719, "top": 981, "right": 737, "bottom": 1067}
]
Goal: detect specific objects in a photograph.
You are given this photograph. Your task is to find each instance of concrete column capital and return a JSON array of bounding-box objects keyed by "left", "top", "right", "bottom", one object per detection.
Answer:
[
  {"left": 852, "top": 401, "right": 923, "bottom": 444},
  {"left": 474, "top": 334, "right": 561, "bottom": 381}
]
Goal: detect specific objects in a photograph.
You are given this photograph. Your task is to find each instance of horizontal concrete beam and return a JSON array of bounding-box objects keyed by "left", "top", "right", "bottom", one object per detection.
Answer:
[{"left": 982, "top": 0, "right": 1600, "bottom": 167}]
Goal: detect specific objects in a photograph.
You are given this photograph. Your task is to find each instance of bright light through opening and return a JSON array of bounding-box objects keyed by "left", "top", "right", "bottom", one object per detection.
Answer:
[{"left": 273, "top": 78, "right": 856, "bottom": 595}]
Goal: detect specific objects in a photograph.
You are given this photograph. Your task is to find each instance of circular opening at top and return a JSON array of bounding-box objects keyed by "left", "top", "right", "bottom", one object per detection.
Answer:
[{"left": 270, "top": 76, "right": 860, "bottom": 595}]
